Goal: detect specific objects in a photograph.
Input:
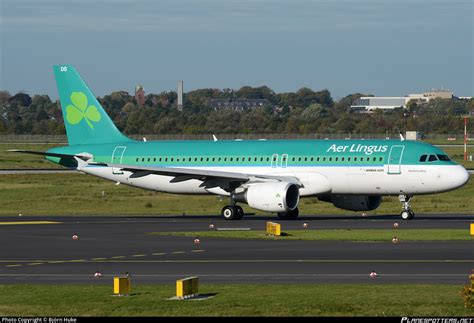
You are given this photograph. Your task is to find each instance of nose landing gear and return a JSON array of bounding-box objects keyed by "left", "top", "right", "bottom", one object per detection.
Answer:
[{"left": 399, "top": 194, "right": 415, "bottom": 220}]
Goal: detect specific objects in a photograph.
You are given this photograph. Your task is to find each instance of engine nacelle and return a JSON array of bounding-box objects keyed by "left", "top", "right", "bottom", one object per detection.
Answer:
[
  {"left": 321, "top": 195, "right": 382, "bottom": 211},
  {"left": 233, "top": 182, "right": 300, "bottom": 213}
]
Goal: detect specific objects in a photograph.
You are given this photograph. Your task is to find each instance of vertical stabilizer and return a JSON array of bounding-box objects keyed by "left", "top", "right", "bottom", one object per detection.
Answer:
[{"left": 53, "top": 65, "right": 132, "bottom": 145}]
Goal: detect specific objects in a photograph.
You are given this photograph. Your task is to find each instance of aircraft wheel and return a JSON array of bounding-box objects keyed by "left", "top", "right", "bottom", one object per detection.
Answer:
[
  {"left": 235, "top": 205, "right": 244, "bottom": 220},
  {"left": 401, "top": 210, "right": 414, "bottom": 220},
  {"left": 222, "top": 205, "right": 237, "bottom": 220}
]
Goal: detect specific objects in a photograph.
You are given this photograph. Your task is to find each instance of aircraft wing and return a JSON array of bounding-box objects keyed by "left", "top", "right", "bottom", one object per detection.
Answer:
[{"left": 105, "top": 163, "right": 302, "bottom": 188}]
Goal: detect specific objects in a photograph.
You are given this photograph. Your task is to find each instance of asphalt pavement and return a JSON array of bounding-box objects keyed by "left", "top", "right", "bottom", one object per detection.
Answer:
[{"left": 0, "top": 215, "right": 472, "bottom": 284}]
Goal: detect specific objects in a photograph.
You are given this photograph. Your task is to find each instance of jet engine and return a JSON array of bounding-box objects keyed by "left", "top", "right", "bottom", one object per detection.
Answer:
[
  {"left": 320, "top": 195, "right": 382, "bottom": 211},
  {"left": 233, "top": 182, "right": 300, "bottom": 213}
]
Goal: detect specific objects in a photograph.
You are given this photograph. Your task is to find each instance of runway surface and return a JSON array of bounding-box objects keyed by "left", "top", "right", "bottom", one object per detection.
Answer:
[{"left": 0, "top": 214, "right": 473, "bottom": 285}]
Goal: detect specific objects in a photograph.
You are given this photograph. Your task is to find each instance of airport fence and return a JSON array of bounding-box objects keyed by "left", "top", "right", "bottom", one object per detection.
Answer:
[{"left": 0, "top": 133, "right": 467, "bottom": 143}]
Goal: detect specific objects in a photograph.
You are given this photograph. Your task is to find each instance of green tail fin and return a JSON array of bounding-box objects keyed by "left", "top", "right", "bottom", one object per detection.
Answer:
[{"left": 53, "top": 65, "right": 132, "bottom": 145}]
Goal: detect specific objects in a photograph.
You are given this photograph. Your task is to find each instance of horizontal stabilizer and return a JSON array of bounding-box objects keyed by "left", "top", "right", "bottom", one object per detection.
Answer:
[{"left": 7, "top": 149, "right": 90, "bottom": 161}]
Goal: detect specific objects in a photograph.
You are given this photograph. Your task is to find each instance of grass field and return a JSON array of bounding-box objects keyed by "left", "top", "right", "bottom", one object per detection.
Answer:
[
  {"left": 0, "top": 173, "right": 472, "bottom": 216},
  {"left": 0, "top": 284, "right": 471, "bottom": 316},
  {"left": 1, "top": 143, "right": 473, "bottom": 169},
  {"left": 151, "top": 229, "right": 474, "bottom": 241}
]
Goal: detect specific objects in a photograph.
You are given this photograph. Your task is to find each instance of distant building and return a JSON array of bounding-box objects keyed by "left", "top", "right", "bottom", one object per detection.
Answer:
[
  {"left": 209, "top": 99, "right": 270, "bottom": 111},
  {"left": 177, "top": 81, "right": 184, "bottom": 111},
  {"left": 135, "top": 85, "right": 145, "bottom": 107},
  {"left": 351, "top": 89, "right": 454, "bottom": 111},
  {"left": 422, "top": 89, "right": 453, "bottom": 100}
]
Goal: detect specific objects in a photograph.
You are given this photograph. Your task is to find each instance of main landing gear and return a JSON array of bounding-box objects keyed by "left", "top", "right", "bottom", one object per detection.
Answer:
[
  {"left": 399, "top": 194, "right": 415, "bottom": 220},
  {"left": 277, "top": 207, "right": 299, "bottom": 220},
  {"left": 221, "top": 205, "right": 244, "bottom": 220}
]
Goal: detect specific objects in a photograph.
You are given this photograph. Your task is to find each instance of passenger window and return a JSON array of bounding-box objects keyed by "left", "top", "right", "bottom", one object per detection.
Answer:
[
  {"left": 136, "top": 158, "right": 139, "bottom": 162},
  {"left": 206, "top": 157, "right": 209, "bottom": 161},
  {"left": 254, "top": 157, "right": 257, "bottom": 161},
  {"left": 317, "top": 157, "right": 320, "bottom": 161},
  {"left": 428, "top": 155, "right": 438, "bottom": 162},
  {"left": 379, "top": 157, "right": 383, "bottom": 161},
  {"left": 292, "top": 157, "right": 295, "bottom": 161},
  {"left": 266, "top": 157, "right": 270, "bottom": 162},
  {"left": 298, "top": 157, "right": 302, "bottom": 161},
  {"left": 335, "top": 157, "right": 338, "bottom": 161},
  {"left": 230, "top": 157, "right": 233, "bottom": 161},
  {"left": 329, "top": 157, "right": 332, "bottom": 161},
  {"left": 419, "top": 155, "right": 427, "bottom": 162},
  {"left": 141, "top": 158, "right": 145, "bottom": 162}
]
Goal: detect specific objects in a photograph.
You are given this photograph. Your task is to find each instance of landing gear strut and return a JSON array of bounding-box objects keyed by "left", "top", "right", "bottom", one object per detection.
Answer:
[
  {"left": 399, "top": 194, "right": 415, "bottom": 220},
  {"left": 277, "top": 207, "right": 299, "bottom": 220}
]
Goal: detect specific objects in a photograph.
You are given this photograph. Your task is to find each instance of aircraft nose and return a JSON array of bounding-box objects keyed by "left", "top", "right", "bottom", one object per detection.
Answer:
[{"left": 451, "top": 165, "right": 470, "bottom": 189}]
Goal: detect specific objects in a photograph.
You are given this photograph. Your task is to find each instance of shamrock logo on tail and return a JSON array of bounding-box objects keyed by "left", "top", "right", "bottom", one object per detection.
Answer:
[{"left": 66, "top": 91, "right": 101, "bottom": 129}]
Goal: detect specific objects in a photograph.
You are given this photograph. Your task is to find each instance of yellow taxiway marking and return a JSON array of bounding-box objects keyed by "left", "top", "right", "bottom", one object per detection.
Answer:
[
  {"left": 0, "top": 221, "right": 61, "bottom": 225},
  {"left": 1, "top": 249, "right": 207, "bottom": 267}
]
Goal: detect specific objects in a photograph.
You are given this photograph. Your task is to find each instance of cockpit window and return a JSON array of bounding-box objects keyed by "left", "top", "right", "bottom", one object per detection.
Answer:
[
  {"left": 428, "top": 155, "right": 438, "bottom": 162},
  {"left": 419, "top": 155, "right": 427, "bottom": 162},
  {"left": 436, "top": 154, "right": 450, "bottom": 161}
]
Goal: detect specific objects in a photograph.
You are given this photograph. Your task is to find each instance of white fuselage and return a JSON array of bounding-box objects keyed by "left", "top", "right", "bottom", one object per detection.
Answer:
[{"left": 80, "top": 163, "right": 469, "bottom": 197}]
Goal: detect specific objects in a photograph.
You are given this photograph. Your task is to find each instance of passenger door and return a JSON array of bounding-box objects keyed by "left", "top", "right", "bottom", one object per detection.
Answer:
[
  {"left": 387, "top": 145, "right": 404, "bottom": 174},
  {"left": 111, "top": 146, "right": 127, "bottom": 175}
]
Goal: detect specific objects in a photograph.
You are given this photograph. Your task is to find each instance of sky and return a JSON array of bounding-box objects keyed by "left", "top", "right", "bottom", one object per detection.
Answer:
[{"left": 0, "top": 0, "right": 472, "bottom": 100}]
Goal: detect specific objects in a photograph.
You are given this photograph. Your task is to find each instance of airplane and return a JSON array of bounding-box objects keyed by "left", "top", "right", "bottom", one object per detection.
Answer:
[{"left": 10, "top": 65, "right": 470, "bottom": 220}]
